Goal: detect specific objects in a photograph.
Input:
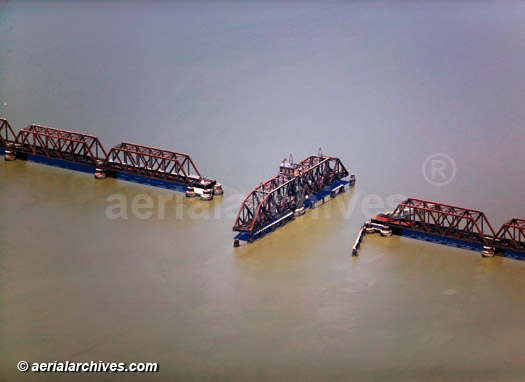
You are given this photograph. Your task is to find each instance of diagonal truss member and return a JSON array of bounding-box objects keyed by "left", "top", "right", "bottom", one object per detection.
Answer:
[
  {"left": 16, "top": 124, "right": 107, "bottom": 165},
  {"left": 104, "top": 142, "right": 210, "bottom": 188},
  {"left": 0, "top": 118, "right": 19, "bottom": 148},
  {"left": 494, "top": 218, "right": 525, "bottom": 251},
  {"left": 387, "top": 198, "right": 496, "bottom": 246},
  {"left": 234, "top": 154, "right": 348, "bottom": 236}
]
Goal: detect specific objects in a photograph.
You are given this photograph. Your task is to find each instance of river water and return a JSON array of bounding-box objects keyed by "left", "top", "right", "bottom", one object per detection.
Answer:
[{"left": 1, "top": 1, "right": 524, "bottom": 381}]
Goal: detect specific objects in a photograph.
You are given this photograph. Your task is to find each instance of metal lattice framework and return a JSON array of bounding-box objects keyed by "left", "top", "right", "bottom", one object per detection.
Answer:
[
  {"left": 387, "top": 198, "right": 496, "bottom": 246},
  {"left": 104, "top": 142, "right": 213, "bottom": 188},
  {"left": 493, "top": 218, "right": 525, "bottom": 251},
  {"left": 0, "top": 118, "right": 18, "bottom": 148},
  {"left": 16, "top": 124, "right": 107, "bottom": 165},
  {"left": 233, "top": 154, "right": 349, "bottom": 236}
]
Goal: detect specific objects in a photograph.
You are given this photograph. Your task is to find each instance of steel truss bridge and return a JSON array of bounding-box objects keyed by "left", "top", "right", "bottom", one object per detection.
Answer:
[
  {"left": 0, "top": 118, "right": 214, "bottom": 189},
  {"left": 16, "top": 124, "right": 107, "bottom": 165},
  {"left": 233, "top": 154, "right": 349, "bottom": 240},
  {"left": 0, "top": 118, "right": 19, "bottom": 149},
  {"left": 377, "top": 198, "right": 524, "bottom": 254},
  {"left": 104, "top": 142, "right": 214, "bottom": 188}
]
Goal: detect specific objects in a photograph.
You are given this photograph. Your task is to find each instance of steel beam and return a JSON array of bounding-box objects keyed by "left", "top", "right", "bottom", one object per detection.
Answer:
[
  {"left": 0, "top": 118, "right": 18, "bottom": 148},
  {"left": 16, "top": 124, "right": 107, "bottom": 165},
  {"left": 493, "top": 218, "right": 525, "bottom": 251},
  {"left": 387, "top": 198, "right": 496, "bottom": 246},
  {"left": 104, "top": 142, "right": 213, "bottom": 188},
  {"left": 233, "top": 154, "right": 349, "bottom": 237}
]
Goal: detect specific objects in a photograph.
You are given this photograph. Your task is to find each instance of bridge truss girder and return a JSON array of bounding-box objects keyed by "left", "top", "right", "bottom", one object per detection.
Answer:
[
  {"left": 388, "top": 198, "right": 496, "bottom": 246},
  {"left": 494, "top": 218, "right": 525, "bottom": 251},
  {"left": 104, "top": 142, "right": 210, "bottom": 188},
  {"left": 0, "top": 118, "right": 18, "bottom": 148},
  {"left": 16, "top": 124, "right": 107, "bottom": 165},
  {"left": 233, "top": 155, "right": 349, "bottom": 236}
]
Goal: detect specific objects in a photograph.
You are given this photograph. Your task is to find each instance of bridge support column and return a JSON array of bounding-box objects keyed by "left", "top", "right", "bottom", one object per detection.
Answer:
[
  {"left": 4, "top": 144, "right": 15, "bottom": 161},
  {"left": 481, "top": 246, "right": 495, "bottom": 257}
]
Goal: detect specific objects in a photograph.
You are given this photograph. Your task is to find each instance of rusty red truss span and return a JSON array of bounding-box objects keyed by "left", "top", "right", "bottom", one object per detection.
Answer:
[
  {"left": 0, "top": 118, "right": 18, "bottom": 148},
  {"left": 494, "top": 218, "right": 525, "bottom": 251},
  {"left": 233, "top": 154, "right": 349, "bottom": 235},
  {"left": 386, "top": 198, "right": 496, "bottom": 246},
  {"left": 104, "top": 142, "right": 214, "bottom": 188},
  {"left": 16, "top": 124, "right": 107, "bottom": 165},
  {"left": 233, "top": 174, "right": 294, "bottom": 233}
]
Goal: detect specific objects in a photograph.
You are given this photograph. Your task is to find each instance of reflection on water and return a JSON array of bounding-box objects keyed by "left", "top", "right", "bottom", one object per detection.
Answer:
[{"left": 1, "top": 1, "right": 525, "bottom": 381}]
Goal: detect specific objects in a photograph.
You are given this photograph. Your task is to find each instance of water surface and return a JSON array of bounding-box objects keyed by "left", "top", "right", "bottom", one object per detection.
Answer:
[{"left": 1, "top": 2, "right": 524, "bottom": 381}]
